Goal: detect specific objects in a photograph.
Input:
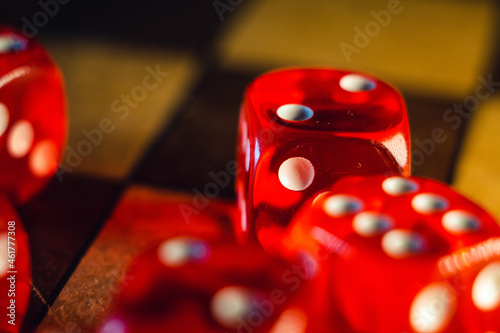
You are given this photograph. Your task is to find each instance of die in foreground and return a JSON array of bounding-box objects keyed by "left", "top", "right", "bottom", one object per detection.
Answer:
[
  {"left": 0, "top": 25, "right": 67, "bottom": 204},
  {"left": 236, "top": 68, "right": 410, "bottom": 245},
  {"left": 278, "top": 175, "right": 500, "bottom": 332},
  {"left": 0, "top": 192, "right": 31, "bottom": 332},
  {"left": 99, "top": 236, "right": 339, "bottom": 333}
]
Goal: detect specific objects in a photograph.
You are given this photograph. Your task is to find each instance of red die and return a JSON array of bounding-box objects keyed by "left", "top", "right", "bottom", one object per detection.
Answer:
[
  {"left": 0, "top": 25, "right": 67, "bottom": 204},
  {"left": 235, "top": 68, "right": 409, "bottom": 245},
  {"left": 100, "top": 236, "right": 335, "bottom": 333},
  {"left": 0, "top": 192, "right": 31, "bottom": 332},
  {"left": 279, "top": 175, "right": 500, "bottom": 332}
]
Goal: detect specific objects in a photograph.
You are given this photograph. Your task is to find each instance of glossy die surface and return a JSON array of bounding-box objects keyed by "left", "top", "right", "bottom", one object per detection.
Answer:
[
  {"left": 100, "top": 236, "right": 335, "bottom": 333},
  {"left": 442, "top": 239, "right": 500, "bottom": 333},
  {"left": 280, "top": 175, "right": 500, "bottom": 333},
  {"left": 0, "top": 192, "right": 31, "bottom": 332},
  {"left": 236, "top": 68, "right": 409, "bottom": 244},
  {"left": 0, "top": 25, "right": 67, "bottom": 204}
]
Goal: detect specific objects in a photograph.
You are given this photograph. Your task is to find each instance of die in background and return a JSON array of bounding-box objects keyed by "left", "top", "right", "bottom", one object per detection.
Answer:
[
  {"left": 100, "top": 236, "right": 341, "bottom": 333},
  {"left": 0, "top": 25, "right": 67, "bottom": 204}
]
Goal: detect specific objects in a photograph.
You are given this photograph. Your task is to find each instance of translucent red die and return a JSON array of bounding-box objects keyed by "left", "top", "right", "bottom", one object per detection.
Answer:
[
  {"left": 0, "top": 25, "right": 67, "bottom": 204},
  {"left": 278, "top": 175, "right": 500, "bottom": 332},
  {"left": 100, "top": 236, "right": 336, "bottom": 333},
  {"left": 0, "top": 192, "right": 31, "bottom": 332},
  {"left": 235, "top": 68, "right": 410, "bottom": 245}
]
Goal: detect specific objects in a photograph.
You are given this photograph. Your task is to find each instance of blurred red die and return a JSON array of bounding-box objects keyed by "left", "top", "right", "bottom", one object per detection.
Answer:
[{"left": 0, "top": 25, "right": 67, "bottom": 204}]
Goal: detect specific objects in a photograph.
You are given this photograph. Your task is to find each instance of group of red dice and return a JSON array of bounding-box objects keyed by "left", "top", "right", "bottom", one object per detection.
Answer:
[
  {"left": 100, "top": 68, "right": 500, "bottom": 333},
  {"left": 1, "top": 24, "right": 499, "bottom": 332},
  {"left": 0, "top": 25, "right": 67, "bottom": 332}
]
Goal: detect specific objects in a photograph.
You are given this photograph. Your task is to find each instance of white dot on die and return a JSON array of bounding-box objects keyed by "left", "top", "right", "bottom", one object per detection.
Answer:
[
  {"left": 410, "top": 282, "right": 456, "bottom": 333},
  {"left": 339, "top": 74, "right": 376, "bottom": 92},
  {"left": 381, "top": 229, "right": 426, "bottom": 258},
  {"left": 323, "top": 194, "right": 363, "bottom": 217},
  {"left": 211, "top": 286, "right": 253, "bottom": 329},
  {"left": 0, "top": 35, "right": 27, "bottom": 53},
  {"left": 7, "top": 120, "right": 34, "bottom": 158},
  {"left": 0, "top": 36, "right": 15, "bottom": 53},
  {"left": 353, "top": 212, "right": 393, "bottom": 237},
  {"left": 277, "top": 104, "right": 314, "bottom": 122},
  {"left": 442, "top": 210, "right": 480, "bottom": 234},
  {"left": 382, "top": 177, "right": 419, "bottom": 196},
  {"left": 0, "top": 103, "right": 9, "bottom": 138},
  {"left": 472, "top": 261, "right": 500, "bottom": 311},
  {"left": 157, "top": 237, "right": 210, "bottom": 268},
  {"left": 29, "top": 140, "right": 58, "bottom": 177},
  {"left": 99, "top": 318, "right": 127, "bottom": 333},
  {"left": 0, "top": 233, "right": 8, "bottom": 278},
  {"left": 268, "top": 308, "right": 308, "bottom": 333},
  {"left": 278, "top": 157, "right": 315, "bottom": 191},
  {"left": 412, "top": 193, "right": 449, "bottom": 214}
]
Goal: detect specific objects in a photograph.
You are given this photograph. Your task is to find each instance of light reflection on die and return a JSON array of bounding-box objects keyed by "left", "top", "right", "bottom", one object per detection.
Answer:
[{"left": 235, "top": 68, "right": 410, "bottom": 246}]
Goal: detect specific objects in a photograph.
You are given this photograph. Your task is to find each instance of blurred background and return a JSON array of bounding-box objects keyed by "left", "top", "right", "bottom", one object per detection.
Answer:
[{"left": 1, "top": 0, "right": 500, "bottom": 331}]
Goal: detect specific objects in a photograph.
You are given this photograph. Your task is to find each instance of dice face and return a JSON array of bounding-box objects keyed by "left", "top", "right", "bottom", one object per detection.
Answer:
[
  {"left": 0, "top": 192, "right": 31, "bottom": 333},
  {"left": 236, "top": 68, "right": 409, "bottom": 245},
  {"left": 0, "top": 25, "right": 67, "bottom": 204},
  {"left": 279, "top": 175, "right": 500, "bottom": 332},
  {"left": 100, "top": 236, "right": 335, "bottom": 333}
]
